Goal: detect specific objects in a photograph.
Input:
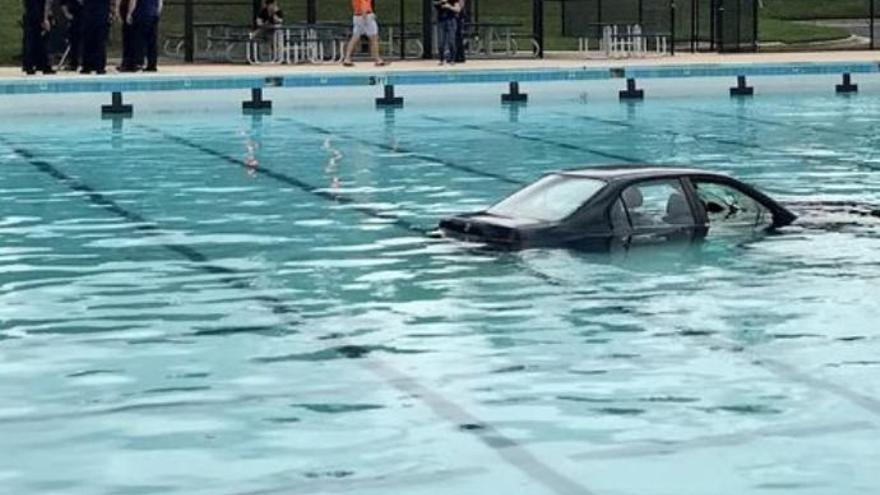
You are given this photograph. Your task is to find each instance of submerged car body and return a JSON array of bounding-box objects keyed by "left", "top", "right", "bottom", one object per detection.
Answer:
[{"left": 439, "top": 165, "right": 797, "bottom": 250}]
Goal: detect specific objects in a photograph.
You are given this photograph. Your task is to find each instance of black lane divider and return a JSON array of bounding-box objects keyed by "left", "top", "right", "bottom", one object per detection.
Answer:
[
  {"left": 421, "top": 115, "right": 644, "bottom": 164},
  {"left": 136, "top": 124, "right": 433, "bottom": 236},
  {"left": 275, "top": 117, "right": 526, "bottom": 186},
  {"left": 0, "top": 136, "right": 302, "bottom": 327},
  {"left": 555, "top": 110, "right": 880, "bottom": 172}
]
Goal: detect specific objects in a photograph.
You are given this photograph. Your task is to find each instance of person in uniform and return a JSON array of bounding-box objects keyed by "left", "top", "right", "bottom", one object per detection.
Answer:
[
  {"left": 21, "top": 0, "right": 56, "bottom": 75},
  {"left": 80, "top": 0, "right": 111, "bottom": 73},
  {"left": 454, "top": 0, "right": 466, "bottom": 63},
  {"left": 60, "top": 0, "right": 83, "bottom": 71},
  {"left": 116, "top": 0, "right": 137, "bottom": 71},
  {"left": 128, "top": 0, "right": 163, "bottom": 71}
]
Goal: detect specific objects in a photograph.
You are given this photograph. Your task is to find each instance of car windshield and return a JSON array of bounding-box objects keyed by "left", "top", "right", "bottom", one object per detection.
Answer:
[{"left": 487, "top": 174, "right": 606, "bottom": 222}]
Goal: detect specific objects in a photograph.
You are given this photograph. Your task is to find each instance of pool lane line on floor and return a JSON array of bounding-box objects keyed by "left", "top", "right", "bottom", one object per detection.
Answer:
[
  {"left": 0, "top": 136, "right": 303, "bottom": 335},
  {"left": 274, "top": 117, "right": 528, "bottom": 186},
  {"left": 550, "top": 110, "right": 880, "bottom": 173},
  {"left": 136, "top": 124, "right": 433, "bottom": 237},
  {"left": 420, "top": 115, "right": 645, "bottom": 164},
  {"left": 137, "top": 123, "right": 594, "bottom": 495}
]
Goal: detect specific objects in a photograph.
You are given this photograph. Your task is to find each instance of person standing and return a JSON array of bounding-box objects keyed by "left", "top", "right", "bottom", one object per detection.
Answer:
[
  {"left": 21, "top": 0, "right": 56, "bottom": 75},
  {"left": 116, "top": 0, "right": 137, "bottom": 71},
  {"left": 60, "top": 0, "right": 83, "bottom": 71},
  {"left": 127, "top": 0, "right": 162, "bottom": 71},
  {"left": 436, "top": 0, "right": 462, "bottom": 65},
  {"left": 341, "top": 0, "right": 386, "bottom": 67},
  {"left": 80, "top": 0, "right": 111, "bottom": 73},
  {"left": 454, "top": 0, "right": 466, "bottom": 63}
]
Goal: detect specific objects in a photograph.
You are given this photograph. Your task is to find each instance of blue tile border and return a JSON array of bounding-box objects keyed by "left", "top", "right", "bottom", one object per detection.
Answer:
[{"left": 1, "top": 61, "right": 878, "bottom": 96}]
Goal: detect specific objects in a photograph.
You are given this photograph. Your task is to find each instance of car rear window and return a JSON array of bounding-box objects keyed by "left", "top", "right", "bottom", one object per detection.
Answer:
[{"left": 487, "top": 175, "right": 606, "bottom": 222}]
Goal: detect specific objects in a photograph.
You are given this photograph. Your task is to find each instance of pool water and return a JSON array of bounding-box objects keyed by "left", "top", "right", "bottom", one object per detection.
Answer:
[{"left": 2, "top": 81, "right": 880, "bottom": 495}]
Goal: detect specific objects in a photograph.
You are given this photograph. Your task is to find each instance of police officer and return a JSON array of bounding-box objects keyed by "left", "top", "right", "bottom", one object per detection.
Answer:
[
  {"left": 128, "top": 0, "right": 162, "bottom": 72},
  {"left": 60, "top": 0, "right": 83, "bottom": 71},
  {"left": 116, "top": 0, "right": 137, "bottom": 71},
  {"left": 80, "top": 0, "right": 111, "bottom": 74},
  {"left": 21, "top": 0, "right": 56, "bottom": 75}
]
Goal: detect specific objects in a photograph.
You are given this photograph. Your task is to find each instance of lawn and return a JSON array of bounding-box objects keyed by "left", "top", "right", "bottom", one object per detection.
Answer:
[
  {"left": 762, "top": 0, "right": 874, "bottom": 20},
  {"left": 1, "top": 0, "right": 22, "bottom": 67},
  {"left": 759, "top": 16, "right": 850, "bottom": 44}
]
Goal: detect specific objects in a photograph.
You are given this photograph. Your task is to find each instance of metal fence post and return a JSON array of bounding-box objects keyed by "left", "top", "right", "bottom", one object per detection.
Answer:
[
  {"left": 533, "top": 0, "right": 544, "bottom": 58},
  {"left": 871, "top": 0, "right": 876, "bottom": 50},
  {"left": 184, "top": 0, "right": 194, "bottom": 62},
  {"left": 422, "top": 0, "right": 433, "bottom": 59},
  {"left": 307, "top": 0, "right": 316, "bottom": 24},
  {"left": 670, "top": 0, "right": 676, "bottom": 55}
]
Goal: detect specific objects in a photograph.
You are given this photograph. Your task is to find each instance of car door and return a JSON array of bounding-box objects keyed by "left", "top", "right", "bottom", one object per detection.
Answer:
[
  {"left": 689, "top": 179, "right": 774, "bottom": 241},
  {"left": 615, "top": 179, "right": 698, "bottom": 246}
]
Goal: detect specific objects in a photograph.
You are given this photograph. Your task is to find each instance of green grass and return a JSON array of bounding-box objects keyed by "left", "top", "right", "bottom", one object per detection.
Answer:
[
  {"left": 758, "top": 16, "right": 850, "bottom": 43},
  {"left": 762, "top": 0, "right": 873, "bottom": 20},
  {"left": 1, "top": 0, "right": 22, "bottom": 67}
]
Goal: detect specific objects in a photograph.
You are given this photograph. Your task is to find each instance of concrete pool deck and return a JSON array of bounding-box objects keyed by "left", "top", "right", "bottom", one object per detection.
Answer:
[{"left": 1, "top": 51, "right": 879, "bottom": 80}]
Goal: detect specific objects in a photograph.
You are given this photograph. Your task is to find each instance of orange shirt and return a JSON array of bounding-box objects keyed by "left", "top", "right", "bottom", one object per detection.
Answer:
[{"left": 352, "top": 0, "right": 372, "bottom": 15}]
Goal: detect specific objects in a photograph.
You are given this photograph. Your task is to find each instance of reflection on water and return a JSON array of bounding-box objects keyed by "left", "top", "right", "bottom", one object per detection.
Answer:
[{"left": 1, "top": 89, "right": 880, "bottom": 495}]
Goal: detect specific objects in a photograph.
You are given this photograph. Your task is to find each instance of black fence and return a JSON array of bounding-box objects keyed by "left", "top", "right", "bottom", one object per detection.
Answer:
[
  {"left": 553, "top": 0, "right": 757, "bottom": 53},
  {"left": 157, "top": 0, "right": 880, "bottom": 62}
]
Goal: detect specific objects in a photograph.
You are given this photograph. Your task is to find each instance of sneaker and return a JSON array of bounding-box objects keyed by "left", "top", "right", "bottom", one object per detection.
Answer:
[{"left": 144, "top": 66, "right": 158, "bottom": 72}]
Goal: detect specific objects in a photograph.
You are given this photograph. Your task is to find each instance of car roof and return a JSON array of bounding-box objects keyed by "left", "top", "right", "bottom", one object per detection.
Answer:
[{"left": 556, "top": 165, "right": 731, "bottom": 182}]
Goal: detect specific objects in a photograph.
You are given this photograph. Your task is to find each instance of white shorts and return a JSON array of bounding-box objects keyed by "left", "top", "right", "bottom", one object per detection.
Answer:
[{"left": 352, "top": 13, "right": 379, "bottom": 37}]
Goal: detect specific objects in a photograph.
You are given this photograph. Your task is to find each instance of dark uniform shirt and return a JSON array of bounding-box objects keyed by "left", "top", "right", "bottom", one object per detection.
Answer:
[
  {"left": 82, "top": 0, "right": 111, "bottom": 20},
  {"left": 61, "top": 0, "right": 83, "bottom": 16},
  {"left": 134, "top": 0, "right": 159, "bottom": 19},
  {"left": 22, "top": 0, "right": 47, "bottom": 21}
]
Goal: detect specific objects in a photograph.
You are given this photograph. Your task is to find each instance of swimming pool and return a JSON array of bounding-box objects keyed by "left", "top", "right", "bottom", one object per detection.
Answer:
[{"left": 2, "top": 77, "right": 880, "bottom": 494}]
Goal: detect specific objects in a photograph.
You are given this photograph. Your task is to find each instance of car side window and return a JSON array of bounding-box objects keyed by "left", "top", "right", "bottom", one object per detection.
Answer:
[
  {"left": 619, "top": 180, "right": 695, "bottom": 228},
  {"left": 693, "top": 181, "right": 771, "bottom": 228}
]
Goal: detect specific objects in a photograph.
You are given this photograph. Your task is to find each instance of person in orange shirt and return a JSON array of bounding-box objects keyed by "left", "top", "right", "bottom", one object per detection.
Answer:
[{"left": 342, "top": 0, "right": 386, "bottom": 66}]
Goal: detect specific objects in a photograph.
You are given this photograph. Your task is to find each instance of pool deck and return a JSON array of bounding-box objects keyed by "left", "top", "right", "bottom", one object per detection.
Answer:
[
  {"left": 1, "top": 51, "right": 879, "bottom": 100},
  {"left": 2, "top": 51, "right": 880, "bottom": 79}
]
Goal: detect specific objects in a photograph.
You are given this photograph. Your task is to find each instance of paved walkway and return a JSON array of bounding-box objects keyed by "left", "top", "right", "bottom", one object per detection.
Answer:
[{"left": 1, "top": 51, "right": 879, "bottom": 80}]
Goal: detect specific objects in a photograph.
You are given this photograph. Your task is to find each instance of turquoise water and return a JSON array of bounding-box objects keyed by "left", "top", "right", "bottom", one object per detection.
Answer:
[{"left": 2, "top": 82, "right": 880, "bottom": 494}]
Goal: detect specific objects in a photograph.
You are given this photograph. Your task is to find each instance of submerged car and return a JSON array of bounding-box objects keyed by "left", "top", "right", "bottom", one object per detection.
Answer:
[{"left": 439, "top": 165, "right": 797, "bottom": 250}]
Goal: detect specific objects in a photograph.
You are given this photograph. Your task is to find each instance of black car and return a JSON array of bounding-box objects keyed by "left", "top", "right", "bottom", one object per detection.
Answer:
[{"left": 439, "top": 165, "right": 797, "bottom": 250}]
